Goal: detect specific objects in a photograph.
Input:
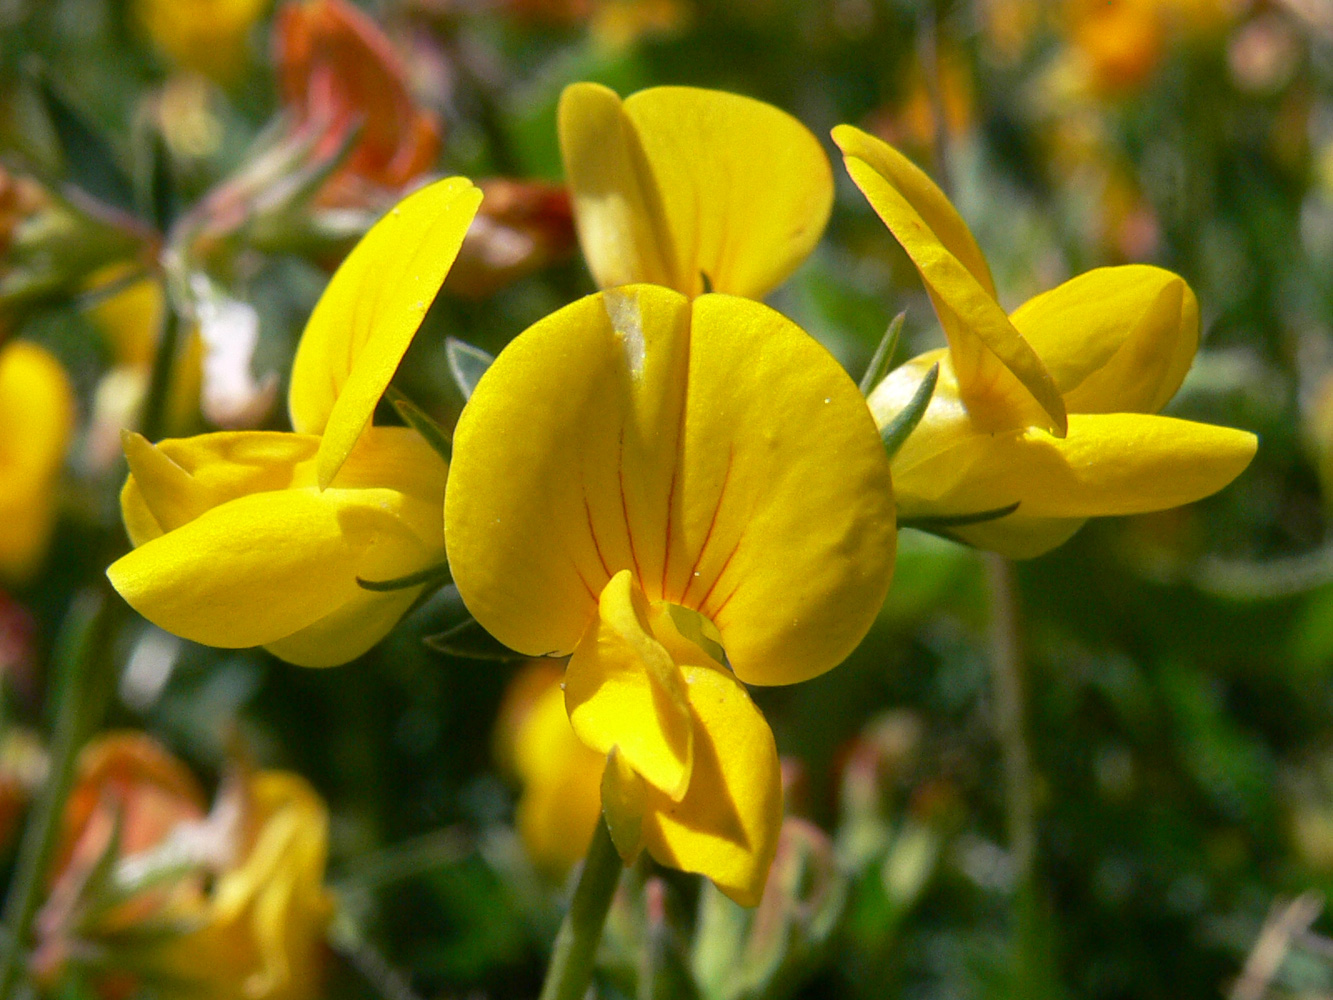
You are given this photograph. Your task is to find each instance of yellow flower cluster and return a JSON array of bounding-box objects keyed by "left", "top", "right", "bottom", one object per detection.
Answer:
[{"left": 105, "top": 83, "right": 1255, "bottom": 905}]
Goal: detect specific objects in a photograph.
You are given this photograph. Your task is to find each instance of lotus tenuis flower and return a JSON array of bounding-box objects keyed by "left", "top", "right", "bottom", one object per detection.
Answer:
[
  {"left": 33, "top": 733, "right": 333, "bottom": 1000},
  {"left": 0, "top": 340, "right": 75, "bottom": 582},
  {"left": 834, "top": 126, "right": 1257, "bottom": 558},
  {"left": 107, "top": 178, "right": 481, "bottom": 666},
  {"left": 446, "top": 284, "right": 896, "bottom": 903},
  {"left": 558, "top": 84, "right": 833, "bottom": 299}
]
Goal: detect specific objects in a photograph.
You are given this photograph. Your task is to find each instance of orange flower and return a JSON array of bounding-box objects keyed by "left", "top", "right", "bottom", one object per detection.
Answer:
[
  {"left": 275, "top": 0, "right": 441, "bottom": 205},
  {"left": 33, "top": 734, "right": 333, "bottom": 1000},
  {"left": 33, "top": 734, "right": 209, "bottom": 994}
]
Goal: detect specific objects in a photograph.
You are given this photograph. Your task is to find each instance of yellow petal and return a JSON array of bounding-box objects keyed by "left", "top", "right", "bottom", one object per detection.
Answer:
[
  {"left": 602, "top": 745, "right": 648, "bottom": 861},
  {"left": 565, "top": 570, "right": 694, "bottom": 800},
  {"left": 679, "top": 293, "right": 896, "bottom": 685},
  {"left": 947, "top": 516, "right": 1086, "bottom": 560},
  {"left": 560, "top": 83, "right": 833, "bottom": 298},
  {"left": 558, "top": 83, "right": 675, "bottom": 291},
  {"left": 205, "top": 771, "right": 333, "bottom": 999},
  {"left": 831, "top": 125, "right": 995, "bottom": 296},
  {"left": 260, "top": 584, "right": 422, "bottom": 667},
  {"left": 0, "top": 342, "right": 75, "bottom": 580},
  {"left": 637, "top": 662, "right": 781, "bottom": 907},
  {"left": 445, "top": 286, "right": 896, "bottom": 687},
  {"left": 1009, "top": 265, "right": 1199, "bottom": 414},
  {"left": 287, "top": 177, "right": 481, "bottom": 487},
  {"left": 107, "top": 486, "right": 424, "bottom": 650},
  {"left": 120, "top": 431, "right": 321, "bottom": 544},
  {"left": 893, "top": 411, "right": 1257, "bottom": 521},
  {"left": 121, "top": 426, "right": 445, "bottom": 545},
  {"left": 833, "top": 125, "right": 1066, "bottom": 435}
]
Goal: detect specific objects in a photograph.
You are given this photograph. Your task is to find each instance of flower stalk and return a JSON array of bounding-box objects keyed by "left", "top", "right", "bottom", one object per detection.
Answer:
[
  {"left": 539, "top": 814, "right": 624, "bottom": 1000},
  {"left": 985, "top": 553, "right": 1035, "bottom": 886}
]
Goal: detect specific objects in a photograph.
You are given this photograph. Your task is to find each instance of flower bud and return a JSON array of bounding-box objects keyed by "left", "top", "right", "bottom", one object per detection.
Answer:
[{"left": 275, "top": 0, "right": 441, "bottom": 207}]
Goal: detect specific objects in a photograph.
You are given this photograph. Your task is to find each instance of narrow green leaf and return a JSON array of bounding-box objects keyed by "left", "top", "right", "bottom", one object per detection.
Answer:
[
  {"left": 859, "top": 311, "right": 906, "bottom": 396},
  {"left": 446, "top": 338, "right": 495, "bottom": 402},
  {"left": 385, "top": 385, "right": 451, "bottom": 463},
  {"left": 145, "top": 130, "right": 178, "bottom": 233},
  {"left": 700, "top": 271, "right": 714, "bottom": 294},
  {"left": 357, "top": 562, "right": 452, "bottom": 593},
  {"left": 33, "top": 71, "right": 135, "bottom": 214},
  {"left": 424, "top": 617, "right": 525, "bottom": 661},
  {"left": 879, "top": 362, "right": 938, "bottom": 459}
]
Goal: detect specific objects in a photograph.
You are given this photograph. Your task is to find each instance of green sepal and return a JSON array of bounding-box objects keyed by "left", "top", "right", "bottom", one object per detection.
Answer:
[
  {"left": 859, "top": 312, "right": 906, "bottom": 397},
  {"left": 424, "top": 616, "right": 525, "bottom": 661},
  {"left": 901, "top": 501, "right": 1021, "bottom": 531},
  {"left": 879, "top": 362, "right": 938, "bottom": 460},
  {"left": 385, "top": 386, "right": 452, "bottom": 463},
  {"left": 446, "top": 338, "right": 494, "bottom": 402},
  {"left": 357, "top": 562, "right": 452, "bottom": 593}
]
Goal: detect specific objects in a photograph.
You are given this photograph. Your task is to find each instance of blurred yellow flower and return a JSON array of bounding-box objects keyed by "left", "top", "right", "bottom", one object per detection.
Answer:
[
  {"left": 136, "top": 0, "right": 271, "bottom": 84},
  {"left": 446, "top": 285, "right": 896, "bottom": 903},
  {"left": 835, "top": 126, "right": 1257, "bottom": 558},
  {"left": 107, "top": 177, "right": 482, "bottom": 666},
  {"left": 495, "top": 661, "right": 604, "bottom": 875},
  {"left": 0, "top": 340, "right": 75, "bottom": 582},
  {"left": 34, "top": 733, "right": 333, "bottom": 1000},
  {"left": 84, "top": 268, "right": 204, "bottom": 466},
  {"left": 558, "top": 84, "right": 833, "bottom": 299},
  {"left": 183, "top": 771, "right": 333, "bottom": 1000}
]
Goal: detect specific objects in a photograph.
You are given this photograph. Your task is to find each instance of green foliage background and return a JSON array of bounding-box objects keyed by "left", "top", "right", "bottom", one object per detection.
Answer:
[{"left": 4, "top": 1, "right": 1333, "bottom": 998}]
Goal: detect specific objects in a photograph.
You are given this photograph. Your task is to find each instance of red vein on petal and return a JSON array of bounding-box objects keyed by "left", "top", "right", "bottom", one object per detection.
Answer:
[
  {"left": 619, "top": 427, "right": 646, "bottom": 587},
  {"left": 697, "top": 534, "right": 743, "bottom": 617},
  {"left": 583, "top": 488, "right": 612, "bottom": 580},
  {"left": 680, "top": 445, "right": 733, "bottom": 608}
]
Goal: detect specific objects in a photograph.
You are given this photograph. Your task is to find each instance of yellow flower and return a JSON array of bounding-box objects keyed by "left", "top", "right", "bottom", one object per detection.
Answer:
[
  {"left": 0, "top": 341, "right": 75, "bottom": 582},
  {"left": 558, "top": 84, "right": 833, "bottom": 299},
  {"left": 135, "top": 0, "right": 272, "bottom": 84},
  {"left": 107, "top": 177, "right": 482, "bottom": 666},
  {"left": 495, "top": 661, "right": 604, "bottom": 875},
  {"left": 445, "top": 284, "right": 896, "bottom": 904},
  {"left": 34, "top": 733, "right": 333, "bottom": 1000},
  {"left": 834, "top": 125, "right": 1257, "bottom": 558},
  {"left": 184, "top": 771, "right": 334, "bottom": 1000}
]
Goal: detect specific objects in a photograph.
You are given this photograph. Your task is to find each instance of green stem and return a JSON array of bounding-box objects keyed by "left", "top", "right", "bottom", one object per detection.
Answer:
[
  {"left": 985, "top": 553, "right": 1035, "bottom": 885},
  {"left": 138, "top": 289, "right": 180, "bottom": 443},
  {"left": 539, "top": 817, "right": 624, "bottom": 1000},
  {"left": 0, "top": 590, "right": 120, "bottom": 998}
]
